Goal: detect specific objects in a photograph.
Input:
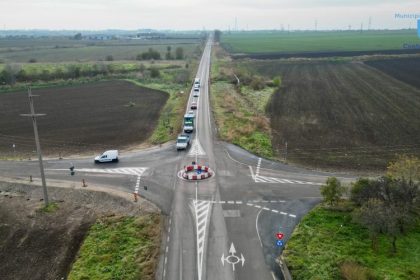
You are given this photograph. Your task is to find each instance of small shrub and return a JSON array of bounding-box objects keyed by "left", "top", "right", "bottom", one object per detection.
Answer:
[
  {"left": 340, "top": 261, "right": 375, "bottom": 280},
  {"left": 28, "top": 58, "right": 37, "bottom": 63},
  {"left": 150, "top": 67, "right": 160, "bottom": 78}
]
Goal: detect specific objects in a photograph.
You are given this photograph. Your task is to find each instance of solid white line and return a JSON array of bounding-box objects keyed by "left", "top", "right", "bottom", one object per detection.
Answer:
[
  {"left": 256, "top": 209, "right": 264, "bottom": 248},
  {"left": 248, "top": 165, "right": 255, "bottom": 180},
  {"left": 271, "top": 271, "right": 277, "bottom": 280}
]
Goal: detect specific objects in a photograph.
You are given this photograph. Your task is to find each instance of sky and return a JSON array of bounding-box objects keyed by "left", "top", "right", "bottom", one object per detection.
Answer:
[{"left": 0, "top": 0, "right": 419, "bottom": 30}]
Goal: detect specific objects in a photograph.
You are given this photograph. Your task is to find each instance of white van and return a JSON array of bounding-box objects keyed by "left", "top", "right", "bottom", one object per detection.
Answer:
[{"left": 94, "top": 150, "right": 119, "bottom": 163}]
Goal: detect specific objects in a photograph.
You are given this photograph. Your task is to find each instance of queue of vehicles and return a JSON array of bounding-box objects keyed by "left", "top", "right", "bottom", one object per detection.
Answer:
[{"left": 94, "top": 78, "right": 201, "bottom": 161}]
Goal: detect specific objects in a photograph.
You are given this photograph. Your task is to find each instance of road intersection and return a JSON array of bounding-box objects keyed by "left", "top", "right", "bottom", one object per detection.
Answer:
[{"left": 0, "top": 35, "right": 355, "bottom": 280}]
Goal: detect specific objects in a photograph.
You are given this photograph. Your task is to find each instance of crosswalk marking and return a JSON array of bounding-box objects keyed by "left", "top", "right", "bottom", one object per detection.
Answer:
[{"left": 77, "top": 167, "right": 147, "bottom": 177}]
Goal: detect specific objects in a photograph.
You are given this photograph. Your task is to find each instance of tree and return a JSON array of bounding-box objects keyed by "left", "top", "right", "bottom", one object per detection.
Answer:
[
  {"left": 354, "top": 198, "right": 386, "bottom": 251},
  {"left": 352, "top": 176, "right": 419, "bottom": 254},
  {"left": 320, "top": 177, "right": 345, "bottom": 206},
  {"left": 387, "top": 155, "right": 420, "bottom": 182},
  {"left": 175, "top": 47, "right": 184, "bottom": 59},
  {"left": 350, "top": 178, "right": 379, "bottom": 206},
  {"left": 105, "top": 55, "right": 114, "bottom": 61},
  {"left": 73, "top": 33, "right": 82, "bottom": 40}
]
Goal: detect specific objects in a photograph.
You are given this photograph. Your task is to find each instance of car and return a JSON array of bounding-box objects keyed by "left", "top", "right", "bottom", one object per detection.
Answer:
[
  {"left": 191, "top": 101, "right": 197, "bottom": 109},
  {"left": 176, "top": 134, "right": 191, "bottom": 150},
  {"left": 94, "top": 150, "right": 119, "bottom": 163},
  {"left": 193, "top": 90, "right": 200, "bottom": 97}
]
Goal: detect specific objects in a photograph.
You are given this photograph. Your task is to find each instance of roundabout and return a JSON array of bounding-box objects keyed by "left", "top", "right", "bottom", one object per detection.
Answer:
[{"left": 178, "top": 164, "right": 214, "bottom": 181}]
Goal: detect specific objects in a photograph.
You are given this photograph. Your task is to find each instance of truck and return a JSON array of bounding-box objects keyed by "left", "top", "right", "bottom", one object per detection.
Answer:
[
  {"left": 183, "top": 112, "right": 195, "bottom": 133},
  {"left": 176, "top": 134, "right": 191, "bottom": 150},
  {"left": 94, "top": 150, "right": 119, "bottom": 163}
]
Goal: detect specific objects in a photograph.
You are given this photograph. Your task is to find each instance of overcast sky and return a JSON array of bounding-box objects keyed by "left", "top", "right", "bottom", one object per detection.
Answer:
[{"left": 0, "top": 0, "right": 419, "bottom": 30}]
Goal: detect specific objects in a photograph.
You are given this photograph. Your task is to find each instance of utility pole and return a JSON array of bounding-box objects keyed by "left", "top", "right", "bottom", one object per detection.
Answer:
[{"left": 20, "top": 87, "right": 49, "bottom": 206}]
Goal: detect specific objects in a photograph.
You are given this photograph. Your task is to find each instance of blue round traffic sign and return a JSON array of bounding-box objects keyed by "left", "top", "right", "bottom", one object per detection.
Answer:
[{"left": 276, "top": 240, "right": 284, "bottom": 247}]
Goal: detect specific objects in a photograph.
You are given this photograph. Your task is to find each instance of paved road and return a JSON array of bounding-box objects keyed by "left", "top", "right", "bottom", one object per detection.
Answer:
[{"left": 0, "top": 35, "right": 355, "bottom": 280}]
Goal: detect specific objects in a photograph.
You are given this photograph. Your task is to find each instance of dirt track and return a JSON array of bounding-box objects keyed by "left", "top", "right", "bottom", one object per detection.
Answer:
[
  {"left": 0, "top": 181, "right": 158, "bottom": 280},
  {"left": 0, "top": 80, "right": 168, "bottom": 158}
]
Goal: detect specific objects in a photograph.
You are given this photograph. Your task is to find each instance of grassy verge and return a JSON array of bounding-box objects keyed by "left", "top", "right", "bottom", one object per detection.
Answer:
[
  {"left": 283, "top": 204, "right": 420, "bottom": 279},
  {"left": 127, "top": 79, "right": 189, "bottom": 144},
  {"left": 68, "top": 214, "right": 161, "bottom": 280},
  {"left": 210, "top": 46, "right": 274, "bottom": 158},
  {"left": 38, "top": 202, "right": 59, "bottom": 213}
]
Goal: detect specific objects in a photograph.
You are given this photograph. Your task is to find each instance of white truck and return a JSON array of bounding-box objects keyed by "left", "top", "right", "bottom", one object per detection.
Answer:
[
  {"left": 176, "top": 134, "right": 191, "bottom": 150},
  {"left": 94, "top": 150, "right": 119, "bottom": 163}
]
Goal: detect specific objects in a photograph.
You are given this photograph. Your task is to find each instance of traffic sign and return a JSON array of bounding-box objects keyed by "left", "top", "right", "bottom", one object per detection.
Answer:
[
  {"left": 276, "top": 240, "right": 284, "bottom": 247},
  {"left": 276, "top": 232, "right": 284, "bottom": 240}
]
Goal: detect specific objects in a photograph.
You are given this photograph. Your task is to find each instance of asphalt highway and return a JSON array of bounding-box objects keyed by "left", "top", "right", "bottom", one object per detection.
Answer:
[{"left": 0, "top": 35, "right": 355, "bottom": 280}]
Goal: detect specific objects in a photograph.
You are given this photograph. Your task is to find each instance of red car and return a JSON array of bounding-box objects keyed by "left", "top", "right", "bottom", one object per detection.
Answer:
[{"left": 190, "top": 101, "right": 197, "bottom": 109}]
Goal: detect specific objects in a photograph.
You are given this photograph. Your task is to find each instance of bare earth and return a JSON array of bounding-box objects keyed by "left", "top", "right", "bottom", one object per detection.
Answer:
[{"left": 0, "top": 181, "right": 159, "bottom": 280}]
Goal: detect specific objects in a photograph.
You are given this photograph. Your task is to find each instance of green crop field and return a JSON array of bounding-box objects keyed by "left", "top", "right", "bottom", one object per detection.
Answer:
[
  {"left": 0, "top": 38, "right": 201, "bottom": 63},
  {"left": 221, "top": 30, "right": 419, "bottom": 54}
]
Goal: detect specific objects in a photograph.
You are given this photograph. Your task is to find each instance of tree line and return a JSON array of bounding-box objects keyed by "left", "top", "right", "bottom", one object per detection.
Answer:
[{"left": 320, "top": 155, "right": 420, "bottom": 254}]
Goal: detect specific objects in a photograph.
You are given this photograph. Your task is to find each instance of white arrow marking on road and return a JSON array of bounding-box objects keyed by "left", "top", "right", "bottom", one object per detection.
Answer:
[{"left": 221, "top": 243, "right": 245, "bottom": 271}]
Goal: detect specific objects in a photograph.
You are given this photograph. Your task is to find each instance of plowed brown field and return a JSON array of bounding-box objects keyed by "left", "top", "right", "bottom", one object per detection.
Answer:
[{"left": 0, "top": 80, "right": 168, "bottom": 157}]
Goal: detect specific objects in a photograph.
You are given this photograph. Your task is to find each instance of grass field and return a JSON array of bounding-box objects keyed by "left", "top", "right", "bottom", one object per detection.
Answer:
[
  {"left": 0, "top": 37, "right": 201, "bottom": 63},
  {"left": 0, "top": 80, "right": 168, "bottom": 157},
  {"left": 283, "top": 204, "right": 420, "bottom": 279},
  {"left": 68, "top": 214, "right": 161, "bottom": 280},
  {"left": 221, "top": 30, "right": 419, "bottom": 54}
]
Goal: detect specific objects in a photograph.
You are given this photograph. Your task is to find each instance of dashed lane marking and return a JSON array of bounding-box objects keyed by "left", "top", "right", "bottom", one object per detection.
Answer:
[{"left": 196, "top": 199, "right": 297, "bottom": 219}]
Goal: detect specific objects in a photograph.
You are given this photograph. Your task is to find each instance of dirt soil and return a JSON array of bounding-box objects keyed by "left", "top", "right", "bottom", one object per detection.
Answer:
[
  {"left": 258, "top": 60, "right": 420, "bottom": 170},
  {"left": 0, "top": 181, "right": 158, "bottom": 280},
  {"left": 0, "top": 80, "right": 168, "bottom": 158}
]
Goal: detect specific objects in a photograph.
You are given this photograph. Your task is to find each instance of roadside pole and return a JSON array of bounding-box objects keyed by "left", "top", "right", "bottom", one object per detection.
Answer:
[{"left": 20, "top": 87, "right": 49, "bottom": 206}]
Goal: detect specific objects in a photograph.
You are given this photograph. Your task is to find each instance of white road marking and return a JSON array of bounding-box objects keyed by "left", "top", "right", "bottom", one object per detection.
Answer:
[
  {"left": 256, "top": 158, "right": 262, "bottom": 177},
  {"left": 256, "top": 209, "right": 264, "bottom": 248},
  {"left": 188, "top": 138, "right": 207, "bottom": 157},
  {"left": 221, "top": 243, "right": 245, "bottom": 271},
  {"left": 248, "top": 168, "right": 322, "bottom": 185},
  {"left": 193, "top": 200, "right": 211, "bottom": 280}
]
